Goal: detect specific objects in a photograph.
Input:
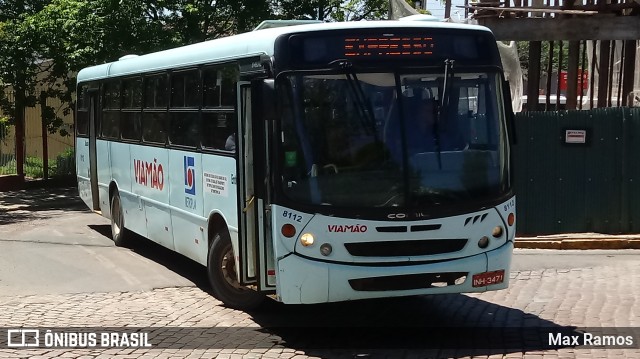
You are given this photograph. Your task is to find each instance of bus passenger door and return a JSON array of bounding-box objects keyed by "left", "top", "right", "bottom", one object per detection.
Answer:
[
  {"left": 236, "top": 81, "right": 274, "bottom": 291},
  {"left": 88, "top": 89, "right": 100, "bottom": 210}
]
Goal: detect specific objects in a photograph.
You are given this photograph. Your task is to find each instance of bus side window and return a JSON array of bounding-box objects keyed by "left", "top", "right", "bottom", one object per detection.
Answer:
[
  {"left": 102, "top": 81, "right": 120, "bottom": 139},
  {"left": 203, "top": 68, "right": 220, "bottom": 107},
  {"left": 203, "top": 65, "right": 238, "bottom": 108},
  {"left": 121, "top": 77, "right": 142, "bottom": 141},
  {"left": 142, "top": 113, "right": 167, "bottom": 144},
  {"left": 76, "top": 85, "right": 89, "bottom": 136},
  {"left": 202, "top": 64, "right": 237, "bottom": 153},
  {"left": 142, "top": 74, "right": 168, "bottom": 144},
  {"left": 202, "top": 112, "right": 236, "bottom": 152},
  {"left": 171, "top": 70, "right": 199, "bottom": 108},
  {"left": 220, "top": 66, "right": 237, "bottom": 107},
  {"left": 145, "top": 75, "right": 168, "bottom": 108},
  {"left": 169, "top": 112, "right": 199, "bottom": 147}
]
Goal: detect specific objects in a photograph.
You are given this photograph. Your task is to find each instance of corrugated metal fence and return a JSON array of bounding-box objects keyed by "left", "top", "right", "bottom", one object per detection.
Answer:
[{"left": 515, "top": 107, "right": 640, "bottom": 235}]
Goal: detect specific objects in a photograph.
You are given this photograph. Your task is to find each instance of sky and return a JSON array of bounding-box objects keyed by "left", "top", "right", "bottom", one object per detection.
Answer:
[{"left": 421, "top": 0, "right": 467, "bottom": 20}]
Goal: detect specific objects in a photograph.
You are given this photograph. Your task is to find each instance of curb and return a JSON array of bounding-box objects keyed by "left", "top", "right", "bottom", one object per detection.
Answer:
[{"left": 515, "top": 238, "right": 640, "bottom": 250}]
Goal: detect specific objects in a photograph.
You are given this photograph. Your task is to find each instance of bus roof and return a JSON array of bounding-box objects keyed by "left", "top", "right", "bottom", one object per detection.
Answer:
[{"left": 77, "top": 20, "right": 493, "bottom": 83}]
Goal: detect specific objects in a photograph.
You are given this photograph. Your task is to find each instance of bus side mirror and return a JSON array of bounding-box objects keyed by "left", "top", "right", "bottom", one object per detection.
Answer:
[{"left": 503, "top": 80, "right": 517, "bottom": 145}]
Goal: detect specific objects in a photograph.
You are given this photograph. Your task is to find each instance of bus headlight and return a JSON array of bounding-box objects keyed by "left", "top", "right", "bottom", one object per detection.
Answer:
[
  {"left": 320, "top": 243, "right": 332, "bottom": 256},
  {"left": 492, "top": 226, "right": 503, "bottom": 238},
  {"left": 300, "top": 233, "right": 315, "bottom": 247}
]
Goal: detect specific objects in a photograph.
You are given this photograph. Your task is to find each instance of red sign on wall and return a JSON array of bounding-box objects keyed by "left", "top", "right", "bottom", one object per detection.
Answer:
[{"left": 560, "top": 70, "right": 589, "bottom": 92}]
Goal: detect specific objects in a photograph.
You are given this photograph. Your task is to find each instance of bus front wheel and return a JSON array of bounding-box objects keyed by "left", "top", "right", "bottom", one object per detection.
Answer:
[
  {"left": 110, "top": 191, "right": 131, "bottom": 247},
  {"left": 207, "top": 231, "right": 264, "bottom": 310}
]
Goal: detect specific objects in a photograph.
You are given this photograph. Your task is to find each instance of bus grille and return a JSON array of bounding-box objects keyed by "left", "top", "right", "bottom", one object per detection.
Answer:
[
  {"left": 349, "top": 272, "right": 468, "bottom": 291},
  {"left": 343, "top": 239, "right": 468, "bottom": 257}
]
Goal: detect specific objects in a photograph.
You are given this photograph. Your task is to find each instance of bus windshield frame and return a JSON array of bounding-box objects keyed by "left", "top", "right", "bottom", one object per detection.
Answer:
[{"left": 273, "top": 65, "right": 512, "bottom": 219}]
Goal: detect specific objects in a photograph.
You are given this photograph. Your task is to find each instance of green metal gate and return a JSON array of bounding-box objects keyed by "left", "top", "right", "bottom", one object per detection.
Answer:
[{"left": 514, "top": 107, "right": 640, "bottom": 235}]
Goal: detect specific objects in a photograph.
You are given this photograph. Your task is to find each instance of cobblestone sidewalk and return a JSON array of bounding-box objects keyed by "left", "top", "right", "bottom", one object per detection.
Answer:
[{"left": 1, "top": 262, "right": 639, "bottom": 359}]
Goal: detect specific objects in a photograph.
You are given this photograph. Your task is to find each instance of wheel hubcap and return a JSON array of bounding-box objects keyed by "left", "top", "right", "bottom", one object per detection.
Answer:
[
  {"left": 221, "top": 248, "right": 244, "bottom": 290},
  {"left": 112, "top": 199, "right": 122, "bottom": 238}
]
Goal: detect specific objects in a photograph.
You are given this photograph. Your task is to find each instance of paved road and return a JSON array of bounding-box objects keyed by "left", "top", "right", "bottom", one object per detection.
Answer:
[
  {"left": 0, "top": 187, "right": 195, "bottom": 296},
  {"left": 1, "top": 187, "right": 639, "bottom": 358}
]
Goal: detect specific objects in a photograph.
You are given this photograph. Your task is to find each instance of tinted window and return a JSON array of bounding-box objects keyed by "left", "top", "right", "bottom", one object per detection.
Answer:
[
  {"left": 76, "top": 85, "right": 89, "bottom": 136},
  {"left": 203, "top": 65, "right": 238, "bottom": 108},
  {"left": 76, "top": 111, "right": 89, "bottom": 136},
  {"left": 202, "top": 112, "right": 235, "bottom": 152},
  {"left": 77, "top": 85, "right": 89, "bottom": 110},
  {"left": 145, "top": 75, "right": 168, "bottom": 108},
  {"left": 171, "top": 70, "right": 199, "bottom": 108},
  {"left": 169, "top": 112, "right": 199, "bottom": 147},
  {"left": 202, "top": 68, "right": 220, "bottom": 107},
  {"left": 123, "top": 78, "right": 143, "bottom": 109},
  {"left": 103, "top": 81, "right": 120, "bottom": 109},
  {"left": 121, "top": 112, "right": 141, "bottom": 140},
  {"left": 101, "top": 112, "right": 120, "bottom": 138},
  {"left": 142, "top": 112, "right": 167, "bottom": 143},
  {"left": 220, "top": 66, "right": 238, "bottom": 107}
]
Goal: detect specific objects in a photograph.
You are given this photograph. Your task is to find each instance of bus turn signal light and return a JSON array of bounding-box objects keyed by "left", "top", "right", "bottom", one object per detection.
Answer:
[
  {"left": 281, "top": 224, "right": 296, "bottom": 238},
  {"left": 507, "top": 213, "right": 515, "bottom": 227}
]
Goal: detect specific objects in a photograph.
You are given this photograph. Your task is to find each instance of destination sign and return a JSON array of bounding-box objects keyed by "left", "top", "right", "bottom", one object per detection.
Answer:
[
  {"left": 282, "top": 29, "right": 500, "bottom": 68},
  {"left": 343, "top": 36, "right": 435, "bottom": 58}
]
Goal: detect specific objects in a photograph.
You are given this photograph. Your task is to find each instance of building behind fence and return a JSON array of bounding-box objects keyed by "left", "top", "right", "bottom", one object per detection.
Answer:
[{"left": 0, "top": 90, "right": 74, "bottom": 178}]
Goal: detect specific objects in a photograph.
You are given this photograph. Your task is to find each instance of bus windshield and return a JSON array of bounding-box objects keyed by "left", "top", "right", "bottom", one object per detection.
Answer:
[{"left": 278, "top": 70, "right": 509, "bottom": 208}]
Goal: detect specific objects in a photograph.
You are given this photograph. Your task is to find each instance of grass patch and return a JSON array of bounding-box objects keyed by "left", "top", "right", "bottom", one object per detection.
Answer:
[{"left": 0, "top": 147, "right": 75, "bottom": 178}]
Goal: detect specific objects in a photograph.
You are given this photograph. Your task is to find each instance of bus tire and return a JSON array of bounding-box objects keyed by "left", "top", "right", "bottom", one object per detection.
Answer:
[
  {"left": 207, "top": 230, "right": 264, "bottom": 310},
  {"left": 110, "top": 191, "right": 131, "bottom": 247}
]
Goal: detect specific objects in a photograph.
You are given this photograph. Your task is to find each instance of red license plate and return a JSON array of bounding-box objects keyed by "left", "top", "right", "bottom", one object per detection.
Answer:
[{"left": 472, "top": 270, "right": 505, "bottom": 287}]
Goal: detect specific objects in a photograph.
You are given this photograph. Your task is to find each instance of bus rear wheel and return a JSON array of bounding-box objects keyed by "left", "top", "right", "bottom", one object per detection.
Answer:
[
  {"left": 207, "top": 231, "right": 264, "bottom": 310},
  {"left": 110, "top": 191, "right": 131, "bottom": 247}
]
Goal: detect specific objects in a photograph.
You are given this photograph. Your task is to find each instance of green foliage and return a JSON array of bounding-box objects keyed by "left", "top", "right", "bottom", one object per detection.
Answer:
[
  {"left": 517, "top": 40, "right": 571, "bottom": 77},
  {"left": 275, "top": 0, "right": 388, "bottom": 21},
  {"left": 53, "top": 146, "right": 75, "bottom": 176},
  {"left": 0, "top": 156, "right": 45, "bottom": 177},
  {"left": 163, "top": 0, "right": 272, "bottom": 42},
  {"left": 0, "top": 2, "right": 43, "bottom": 128},
  {"left": 329, "top": 0, "right": 388, "bottom": 21},
  {"left": 0, "top": 0, "right": 391, "bottom": 138},
  {"left": 0, "top": 147, "right": 74, "bottom": 177},
  {"left": 0, "top": 115, "right": 9, "bottom": 140}
]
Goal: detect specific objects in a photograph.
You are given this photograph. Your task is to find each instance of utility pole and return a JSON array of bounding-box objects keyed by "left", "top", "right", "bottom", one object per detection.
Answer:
[{"left": 318, "top": 0, "right": 325, "bottom": 20}]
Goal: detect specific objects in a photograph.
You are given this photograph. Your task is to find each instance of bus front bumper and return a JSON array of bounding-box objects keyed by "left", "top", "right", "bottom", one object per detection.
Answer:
[{"left": 276, "top": 241, "right": 513, "bottom": 304}]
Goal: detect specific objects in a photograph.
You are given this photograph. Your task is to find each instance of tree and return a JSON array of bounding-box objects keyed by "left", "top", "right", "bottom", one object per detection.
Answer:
[
  {"left": 161, "top": 0, "right": 272, "bottom": 43},
  {"left": 19, "top": 0, "right": 177, "bottom": 135},
  {"left": 0, "top": 0, "right": 395, "bottom": 141},
  {"left": 0, "top": 0, "right": 50, "bottom": 116},
  {"left": 517, "top": 41, "right": 571, "bottom": 78},
  {"left": 274, "top": 0, "right": 388, "bottom": 21},
  {"left": 0, "top": 0, "right": 49, "bottom": 156}
]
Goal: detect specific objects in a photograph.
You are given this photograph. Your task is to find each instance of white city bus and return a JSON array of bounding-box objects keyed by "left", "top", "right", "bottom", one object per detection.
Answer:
[{"left": 76, "top": 20, "right": 516, "bottom": 309}]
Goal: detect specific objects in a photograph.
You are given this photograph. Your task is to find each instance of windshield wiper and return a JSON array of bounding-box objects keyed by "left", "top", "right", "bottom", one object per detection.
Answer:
[
  {"left": 435, "top": 59, "right": 455, "bottom": 169},
  {"left": 331, "top": 59, "right": 378, "bottom": 139}
]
